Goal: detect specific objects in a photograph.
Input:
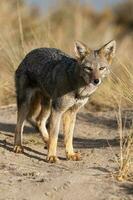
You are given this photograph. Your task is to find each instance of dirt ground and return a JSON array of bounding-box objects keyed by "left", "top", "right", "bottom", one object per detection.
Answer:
[{"left": 0, "top": 105, "right": 132, "bottom": 200}]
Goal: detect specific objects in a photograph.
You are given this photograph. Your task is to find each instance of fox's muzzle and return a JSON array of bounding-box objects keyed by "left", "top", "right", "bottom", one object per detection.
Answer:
[{"left": 93, "top": 79, "right": 100, "bottom": 85}]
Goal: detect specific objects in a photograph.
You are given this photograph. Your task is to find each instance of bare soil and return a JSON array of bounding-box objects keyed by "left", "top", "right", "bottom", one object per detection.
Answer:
[{"left": 0, "top": 105, "right": 132, "bottom": 200}]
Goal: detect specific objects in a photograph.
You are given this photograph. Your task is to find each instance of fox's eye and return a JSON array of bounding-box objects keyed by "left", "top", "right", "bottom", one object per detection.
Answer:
[
  {"left": 84, "top": 66, "right": 92, "bottom": 71},
  {"left": 99, "top": 66, "right": 105, "bottom": 70}
]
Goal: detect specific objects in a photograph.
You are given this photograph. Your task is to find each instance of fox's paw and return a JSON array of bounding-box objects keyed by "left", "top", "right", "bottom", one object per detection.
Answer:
[
  {"left": 66, "top": 152, "right": 81, "bottom": 161},
  {"left": 46, "top": 155, "right": 59, "bottom": 163},
  {"left": 13, "top": 145, "right": 24, "bottom": 153}
]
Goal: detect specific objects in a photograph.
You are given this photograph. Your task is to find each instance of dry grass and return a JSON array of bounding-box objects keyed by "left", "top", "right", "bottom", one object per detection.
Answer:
[
  {"left": 107, "top": 103, "right": 133, "bottom": 182},
  {"left": 114, "top": 103, "right": 133, "bottom": 182}
]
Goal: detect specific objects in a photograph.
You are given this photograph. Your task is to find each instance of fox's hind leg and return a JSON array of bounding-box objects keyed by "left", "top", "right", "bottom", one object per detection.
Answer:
[
  {"left": 14, "top": 89, "right": 33, "bottom": 153},
  {"left": 36, "top": 97, "right": 51, "bottom": 146},
  {"left": 27, "top": 91, "right": 41, "bottom": 129}
]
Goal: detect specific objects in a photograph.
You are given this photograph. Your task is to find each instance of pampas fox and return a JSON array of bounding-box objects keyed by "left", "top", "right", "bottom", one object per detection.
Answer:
[{"left": 14, "top": 40, "right": 116, "bottom": 162}]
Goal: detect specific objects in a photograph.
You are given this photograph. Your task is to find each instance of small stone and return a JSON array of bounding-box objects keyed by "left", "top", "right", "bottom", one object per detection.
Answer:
[
  {"left": 53, "top": 186, "right": 58, "bottom": 191},
  {"left": 66, "top": 181, "right": 71, "bottom": 185},
  {"left": 18, "top": 178, "right": 22, "bottom": 182},
  {"left": 30, "top": 172, "right": 35, "bottom": 176},
  {"left": 23, "top": 172, "right": 28, "bottom": 176},
  {"left": 62, "top": 182, "right": 70, "bottom": 189},
  {"left": 38, "top": 178, "right": 45, "bottom": 182},
  {"left": 44, "top": 192, "right": 51, "bottom": 196}
]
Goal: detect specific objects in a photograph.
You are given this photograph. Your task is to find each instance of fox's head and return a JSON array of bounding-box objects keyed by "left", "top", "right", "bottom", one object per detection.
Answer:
[{"left": 75, "top": 40, "right": 116, "bottom": 86}]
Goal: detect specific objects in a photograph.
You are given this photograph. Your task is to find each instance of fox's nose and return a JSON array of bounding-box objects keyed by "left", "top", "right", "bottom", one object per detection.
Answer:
[{"left": 94, "top": 79, "right": 99, "bottom": 85}]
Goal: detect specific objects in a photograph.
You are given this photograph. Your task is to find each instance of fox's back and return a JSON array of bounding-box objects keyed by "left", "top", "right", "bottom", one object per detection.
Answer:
[
  {"left": 15, "top": 48, "right": 78, "bottom": 96},
  {"left": 16, "top": 47, "right": 77, "bottom": 75}
]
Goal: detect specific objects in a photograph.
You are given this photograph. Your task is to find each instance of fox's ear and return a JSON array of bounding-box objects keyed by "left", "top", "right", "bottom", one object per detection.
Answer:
[
  {"left": 99, "top": 40, "right": 116, "bottom": 63},
  {"left": 74, "top": 41, "right": 90, "bottom": 59}
]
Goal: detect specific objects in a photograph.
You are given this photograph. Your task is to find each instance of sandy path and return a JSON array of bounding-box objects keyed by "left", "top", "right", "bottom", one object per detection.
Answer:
[{"left": 0, "top": 106, "right": 132, "bottom": 200}]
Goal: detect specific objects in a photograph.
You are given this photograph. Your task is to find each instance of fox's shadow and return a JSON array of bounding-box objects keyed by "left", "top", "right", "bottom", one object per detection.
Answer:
[
  {"left": 0, "top": 122, "right": 36, "bottom": 134},
  {"left": 0, "top": 134, "right": 119, "bottom": 163},
  {"left": 77, "top": 112, "right": 132, "bottom": 130},
  {"left": 120, "top": 184, "right": 133, "bottom": 195},
  {"left": 1, "top": 110, "right": 131, "bottom": 161},
  {"left": 0, "top": 119, "right": 120, "bottom": 151},
  {"left": 0, "top": 137, "right": 48, "bottom": 162}
]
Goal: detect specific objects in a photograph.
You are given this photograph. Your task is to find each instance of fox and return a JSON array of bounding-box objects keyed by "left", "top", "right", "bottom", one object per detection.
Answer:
[{"left": 14, "top": 40, "right": 116, "bottom": 163}]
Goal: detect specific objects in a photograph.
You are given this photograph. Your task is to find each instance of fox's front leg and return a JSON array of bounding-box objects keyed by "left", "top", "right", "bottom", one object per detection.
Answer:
[
  {"left": 63, "top": 109, "right": 80, "bottom": 161},
  {"left": 47, "top": 108, "right": 62, "bottom": 163}
]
